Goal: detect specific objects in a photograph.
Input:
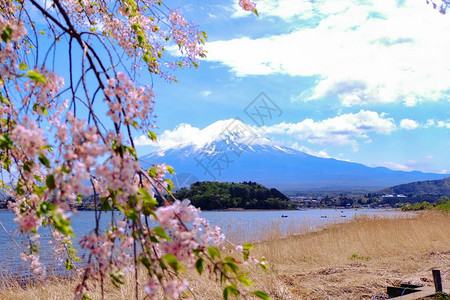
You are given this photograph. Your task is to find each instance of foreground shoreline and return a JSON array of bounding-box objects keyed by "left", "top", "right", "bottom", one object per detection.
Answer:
[{"left": 1, "top": 211, "right": 449, "bottom": 299}]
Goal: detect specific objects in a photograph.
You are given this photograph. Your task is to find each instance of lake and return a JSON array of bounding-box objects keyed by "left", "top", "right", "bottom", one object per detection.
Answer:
[{"left": 0, "top": 209, "right": 403, "bottom": 278}]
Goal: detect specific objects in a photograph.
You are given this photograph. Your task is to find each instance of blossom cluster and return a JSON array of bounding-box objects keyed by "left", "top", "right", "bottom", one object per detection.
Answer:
[
  {"left": 95, "top": 152, "right": 140, "bottom": 204},
  {"left": 239, "top": 0, "right": 257, "bottom": 12},
  {"left": 60, "top": 0, "right": 205, "bottom": 74},
  {"left": 20, "top": 252, "right": 46, "bottom": 279},
  {"left": 169, "top": 10, "right": 205, "bottom": 60},
  {"left": 23, "top": 70, "right": 64, "bottom": 111},
  {"left": 104, "top": 72, "right": 155, "bottom": 128},
  {"left": 1, "top": 0, "right": 267, "bottom": 299},
  {"left": 79, "top": 220, "right": 134, "bottom": 274},
  {"left": 0, "top": 16, "right": 27, "bottom": 84},
  {"left": 11, "top": 116, "right": 47, "bottom": 161},
  {"left": 139, "top": 199, "right": 225, "bottom": 297}
]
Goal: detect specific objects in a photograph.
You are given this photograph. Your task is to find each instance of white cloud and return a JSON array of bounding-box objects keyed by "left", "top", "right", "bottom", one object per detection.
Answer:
[
  {"left": 290, "top": 143, "right": 331, "bottom": 158},
  {"left": 134, "top": 135, "right": 156, "bottom": 146},
  {"left": 260, "top": 110, "right": 395, "bottom": 146},
  {"left": 134, "top": 123, "right": 202, "bottom": 147},
  {"left": 371, "top": 158, "right": 450, "bottom": 173},
  {"left": 423, "top": 119, "right": 450, "bottom": 129},
  {"left": 207, "top": 0, "right": 450, "bottom": 106},
  {"left": 437, "top": 120, "right": 450, "bottom": 129},
  {"left": 399, "top": 118, "right": 419, "bottom": 130},
  {"left": 370, "top": 161, "right": 414, "bottom": 171},
  {"left": 199, "top": 90, "right": 212, "bottom": 97},
  {"left": 425, "top": 119, "right": 436, "bottom": 128}
]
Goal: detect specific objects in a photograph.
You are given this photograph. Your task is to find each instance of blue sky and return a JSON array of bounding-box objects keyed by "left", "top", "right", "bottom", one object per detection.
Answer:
[{"left": 134, "top": 0, "right": 450, "bottom": 174}]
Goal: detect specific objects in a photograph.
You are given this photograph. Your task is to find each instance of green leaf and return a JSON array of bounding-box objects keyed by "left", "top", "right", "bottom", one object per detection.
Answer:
[
  {"left": 140, "top": 257, "right": 151, "bottom": 268},
  {"left": 82, "top": 294, "right": 92, "bottom": 300},
  {"left": 61, "top": 165, "right": 70, "bottom": 174},
  {"left": 46, "top": 174, "right": 56, "bottom": 189},
  {"left": 38, "top": 154, "right": 50, "bottom": 168},
  {"left": 208, "top": 246, "right": 221, "bottom": 260},
  {"left": 33, "top": 103, "right": 47, "bottom": 115},
  {"left": 252, "top": 291, "right": 270, "bottom": 300},
  {"left": 166, "top": 165, "right": 175, "bottom": 175},
  {"left": 23, "top": 160, "right": 34, "bottom": 172},
  {"left": 224, "top": 257, "right": 239, "bottom": 273},
  {"left": 19, "top": 63, "right": 28, "bottom": 71},
  {"left": 195, "top": 258, "right": 204, "bottom": 275},
  {"left": 34, "top": 185, "right": 45, "bottom": 197},
  {"left": 42, "top": 145, "right": 53, "bottom": 152},
  {"left": 26, "top": 70, "right": 46, "bottom": 83},
  {"left": 259, "top": 258, "right": 268, "bottom": 271},
  {"left": 138, "top": 188, "right": 158, "bottom": 205},
  {"left": 243, "top": 242, "right": 253, "bottom": 251},
  {"left": 49, "top": 210, "right": 74, "bottom": 236},
  {"left": 153, "top": 226, "right": 170, "bottom": 241},
  {"left": 147, "top": 131, "right": 157, "bottom": 142},
  {"left": 39, "top": 201, "right": 55, "bottom": 215},
  {"left": 1, "top": 26, "right": 13, "bottom": 42},
  {"left": 165, "top": 179, "right": 174, "bottom": 192},
  {"left": 0, "top": 133, "right": 13, "bottom": 149},
  {"left": 77, "top": 194, "right": 83, "bottom": 204},
  {"left": 110, "top": 271, "right": 125, "bottom": 287},
  {"left": 163, "top": 254, "right": 183, "bottom": 272},
  {"left": 237, "top": 274, "right": 254, "bottom": 287},
  {"left": 65, "top": 258, "right": 74, "bottom": 270},
  {"left": 148, "top": 167, "right": 157, "bottom": 177},
  {"left": 223, "top": 285, "right": 238, "bottom": 300},
  {"left": 243, "top": 242, "right": 253, "bottom": 260},
  {"left": 126, "top": 146, "right": 136, "bottom": 158},
  {"left": 0, "top": 93, "right": 10, "bottom": 105}
]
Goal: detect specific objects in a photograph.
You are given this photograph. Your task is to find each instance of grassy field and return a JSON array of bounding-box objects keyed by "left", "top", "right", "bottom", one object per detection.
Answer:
[{"left": 1, "top": 211, "right": 449, "bottom": 299}]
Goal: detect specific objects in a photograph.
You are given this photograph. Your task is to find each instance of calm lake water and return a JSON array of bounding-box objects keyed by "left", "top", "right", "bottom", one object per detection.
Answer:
[{"left": 0, "top": 209, "right": 403, "bottom": 278}]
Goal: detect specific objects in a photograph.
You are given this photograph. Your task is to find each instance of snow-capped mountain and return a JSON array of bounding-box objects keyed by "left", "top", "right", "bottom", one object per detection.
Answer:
[{"left": 140, "top": 119, "right": 448, "bottom": 192}]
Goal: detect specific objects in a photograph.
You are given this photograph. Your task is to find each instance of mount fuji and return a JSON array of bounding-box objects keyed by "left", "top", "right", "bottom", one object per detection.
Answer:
[{"left": 139, "top": 119, "right": 448, "bottom": 192}]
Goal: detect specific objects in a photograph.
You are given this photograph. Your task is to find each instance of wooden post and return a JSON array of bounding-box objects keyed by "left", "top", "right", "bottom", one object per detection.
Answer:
[{"left": 432, "top": 269, "right": 442, "bottom": 292}]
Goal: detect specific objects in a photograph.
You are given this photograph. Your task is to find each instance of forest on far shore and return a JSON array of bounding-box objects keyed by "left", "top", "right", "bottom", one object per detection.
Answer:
[{"left": 173, "top": 181, "right": 295, "bottom": 210}]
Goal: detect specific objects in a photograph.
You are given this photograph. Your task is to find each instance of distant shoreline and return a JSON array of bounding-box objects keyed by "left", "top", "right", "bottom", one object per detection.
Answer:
[{"left": 0, "top": 207, "right": 398, "bottom": 212}]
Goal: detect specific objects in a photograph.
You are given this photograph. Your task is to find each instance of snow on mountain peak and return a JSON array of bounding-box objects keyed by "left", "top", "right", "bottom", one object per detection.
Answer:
[
  {"left": 202, "top": 118, "right": 270, "bottom": 143},
  {"left": 159, "top": 118, "right": 274, "bottom": 151}
]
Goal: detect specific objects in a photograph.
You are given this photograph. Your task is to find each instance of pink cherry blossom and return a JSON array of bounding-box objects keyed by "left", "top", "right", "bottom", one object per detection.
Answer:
[
  {"left": 15, "top": 212, "right": 42, "bottom": 233},
  {"left": 2, "top": 0, "right": 262, "bottom": 297},
  {"left": 239, "top": 0, "right": 257, "bottom": 11}
]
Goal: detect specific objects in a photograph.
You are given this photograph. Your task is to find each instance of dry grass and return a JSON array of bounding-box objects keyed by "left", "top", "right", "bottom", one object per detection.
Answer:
[
  {"left": 250, "top": 211, "right": 450, "bottom": 299},
  {"left": 1, "top": 211, "right": 449, "bottom": 299}
]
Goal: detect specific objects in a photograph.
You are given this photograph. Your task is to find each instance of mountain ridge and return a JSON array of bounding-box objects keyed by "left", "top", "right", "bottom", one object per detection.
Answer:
[
  {"left": 140, "top": 119, "right": 448, "bottom": 192},
  {"left": 379, "top": 177, "right": 450, "bottom": 196}
]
